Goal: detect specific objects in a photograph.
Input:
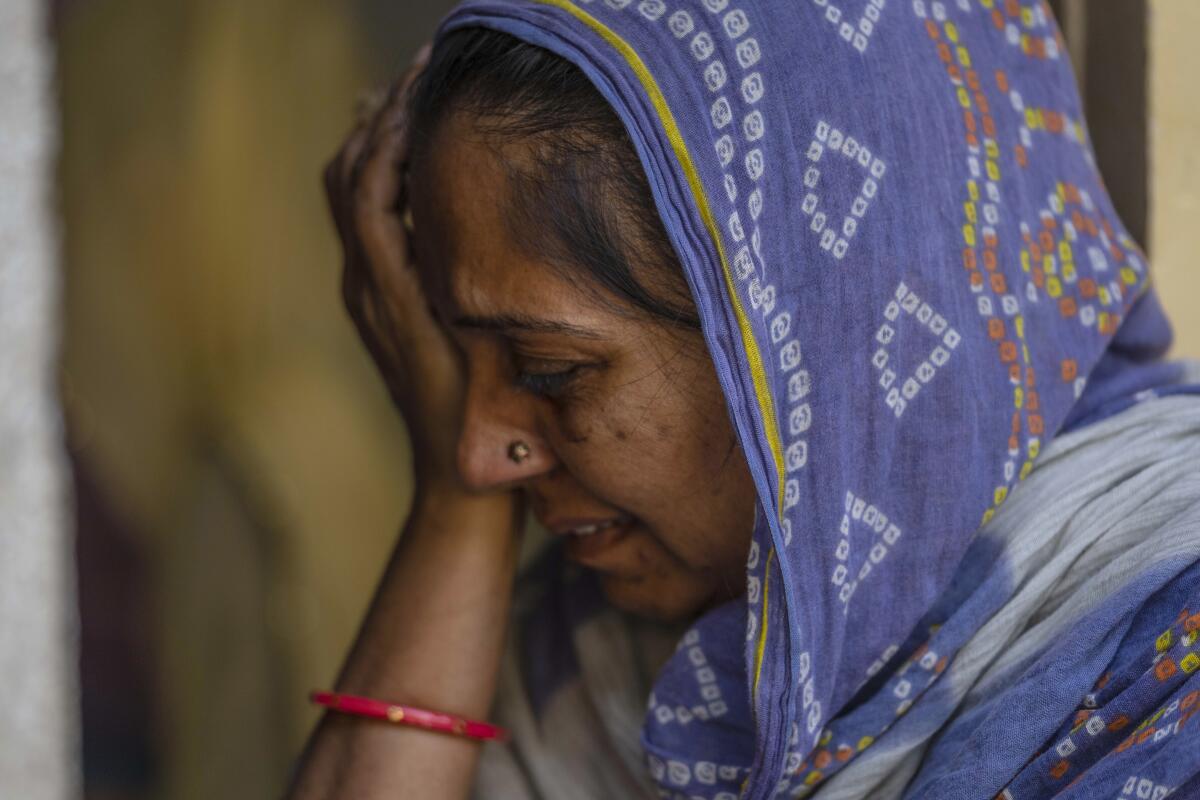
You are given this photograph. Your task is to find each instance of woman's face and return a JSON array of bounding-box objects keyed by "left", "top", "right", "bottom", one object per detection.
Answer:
[{"left": 409, "top": 114, "right": 758, "bottom": 622}]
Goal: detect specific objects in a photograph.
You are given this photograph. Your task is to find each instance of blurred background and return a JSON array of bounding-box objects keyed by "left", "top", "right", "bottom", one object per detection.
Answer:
[
  {"left": 55, "top": 1, "right": 456, "bottom": 797},
  {"left": 1, "top": 0, "right": 1198, "bottom": 798}
]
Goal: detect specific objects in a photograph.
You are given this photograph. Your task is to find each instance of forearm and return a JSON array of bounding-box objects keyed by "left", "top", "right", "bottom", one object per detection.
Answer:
[{"left": 286, "top": 487, "right": 521, "bottom": 800}]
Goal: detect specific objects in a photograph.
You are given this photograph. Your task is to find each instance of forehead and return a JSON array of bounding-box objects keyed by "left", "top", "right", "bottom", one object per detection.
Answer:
[{"left": 409, "top": 115, "right": 590, "bottom": 318}]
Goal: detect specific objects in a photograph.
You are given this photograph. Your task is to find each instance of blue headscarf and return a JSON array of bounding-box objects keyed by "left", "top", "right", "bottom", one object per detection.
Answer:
[{"left": 437, "top": 1, "right": 1200, "bottom": 797}]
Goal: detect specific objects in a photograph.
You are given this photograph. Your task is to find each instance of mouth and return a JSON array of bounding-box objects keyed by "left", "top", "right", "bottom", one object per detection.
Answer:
[{"left": 545, "top": 514, "right": 635, "bottom": 567}]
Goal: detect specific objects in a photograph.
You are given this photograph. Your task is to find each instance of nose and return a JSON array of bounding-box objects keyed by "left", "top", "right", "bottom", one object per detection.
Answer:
[{"left": 456, "top": 365, "right": 555, "bottom": 492}]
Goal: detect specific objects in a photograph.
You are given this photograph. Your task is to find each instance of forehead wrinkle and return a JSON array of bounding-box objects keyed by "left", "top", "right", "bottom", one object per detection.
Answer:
[{"left": 444, "top": 245, "right": 594, "bottom": 337}]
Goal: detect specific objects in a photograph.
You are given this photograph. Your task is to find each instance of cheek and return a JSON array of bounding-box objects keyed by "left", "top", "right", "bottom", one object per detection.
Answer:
[
  {"left": 544, "top": 376, "right": 660, "bottom": 445},
  {"left": 543, "top": 384, "right": 680, "bottom": 489},
  {"left": 544, "top": 360, "right": 742, "bottom": 501}
]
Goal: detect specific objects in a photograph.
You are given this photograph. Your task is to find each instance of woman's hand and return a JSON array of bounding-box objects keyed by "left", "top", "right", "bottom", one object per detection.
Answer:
[
  {"left": 290, "top": 49, "right": 522, "bottom": 800},
  {"left": 324, "top": 47, "right": 464, "bottom": 489}
]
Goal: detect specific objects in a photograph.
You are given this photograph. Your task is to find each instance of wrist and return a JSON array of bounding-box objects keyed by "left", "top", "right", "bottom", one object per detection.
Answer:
[
  {"left": 413, "top": 476, "right": 517, "bottom": 511},
  {"left": 409, "top": 478, "right": 523, "bottom": 540}
]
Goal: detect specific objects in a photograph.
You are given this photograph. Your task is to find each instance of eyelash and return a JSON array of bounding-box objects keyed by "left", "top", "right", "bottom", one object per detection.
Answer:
[{"left": 513, "top": 363, "right": 585, "bottom": 398}]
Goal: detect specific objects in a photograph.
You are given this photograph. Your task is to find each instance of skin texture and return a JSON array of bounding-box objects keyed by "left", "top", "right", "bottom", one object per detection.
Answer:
[{"left": 409, "top": 112, "right": 758, "bottom": 622}]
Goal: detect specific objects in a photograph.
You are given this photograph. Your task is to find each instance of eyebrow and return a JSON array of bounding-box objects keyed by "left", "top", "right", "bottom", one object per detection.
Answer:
[{"left": 452, "top": 312, "right": 605, "bottom": 340}]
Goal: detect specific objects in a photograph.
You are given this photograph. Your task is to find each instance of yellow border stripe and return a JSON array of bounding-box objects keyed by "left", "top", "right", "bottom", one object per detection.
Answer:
[
  {"left": 753, "top": 547, "right": 774, "bottom": 696},
  {"left": 532, "top": 0, "right": 786, "bottom": 511},
  {"left": 530, "top": 0, "right": 782, "bottom": 709}
]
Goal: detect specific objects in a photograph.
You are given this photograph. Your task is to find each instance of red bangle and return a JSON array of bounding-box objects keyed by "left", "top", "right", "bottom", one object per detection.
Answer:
[{"left": 310, "top": 690, "right": 509, "bottom": 742}]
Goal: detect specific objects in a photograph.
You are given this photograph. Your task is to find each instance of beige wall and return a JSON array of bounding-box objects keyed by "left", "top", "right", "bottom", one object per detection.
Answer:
[{"left": 1150, "top": 0, "right": 1200, "bottom": 357}]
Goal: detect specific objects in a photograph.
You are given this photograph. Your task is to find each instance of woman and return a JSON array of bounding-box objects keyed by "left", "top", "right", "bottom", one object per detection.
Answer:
[{"left": 289, "top": 1, "right": 1200, "bottom": 798}]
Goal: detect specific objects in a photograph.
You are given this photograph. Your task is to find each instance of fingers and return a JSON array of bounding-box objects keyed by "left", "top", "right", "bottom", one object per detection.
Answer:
[
  {"left": 354, "top": 86, "right": 389, "bottom": 130},
  {"left": 413, "top": 41, "right": 432, "bottom": 69},
  {"left": 352, "top": 56, "right": 426, "bottom": 207},
  {"left": 328, "top": 40, "right": 431, "bottom": 242},
  {"left": 351, "top": 55, "right": 432, "bottom": 299},
  {"left": 324, "top": 123, "right": 371, "bottom": 248},
  {"left": 355, "top": 100, "right": 409, "bottom": 223},
  {"left": 355, "top": 132, "right": 408, "bottom": 275},
  {"left": 325, "top": 41, "right": 473, "bottom": 450},
  {"left": 332, "top": 39, "right": 437, "bottom": 349}
]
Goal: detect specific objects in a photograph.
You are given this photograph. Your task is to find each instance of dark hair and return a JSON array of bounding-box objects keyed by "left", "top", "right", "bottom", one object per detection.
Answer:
[{"left": 405, "top": 27, "right": 700, "bottom": 329}]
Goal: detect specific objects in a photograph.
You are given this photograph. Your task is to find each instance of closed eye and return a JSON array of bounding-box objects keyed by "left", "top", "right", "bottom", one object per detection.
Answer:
[{"left": 513, "top": 364, "right": 586, "bottom": 397}]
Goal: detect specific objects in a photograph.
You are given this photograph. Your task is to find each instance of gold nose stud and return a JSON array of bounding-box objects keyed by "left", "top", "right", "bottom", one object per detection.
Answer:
[{"left": 507, "top": 441, "right": 532, "bottom": 464}]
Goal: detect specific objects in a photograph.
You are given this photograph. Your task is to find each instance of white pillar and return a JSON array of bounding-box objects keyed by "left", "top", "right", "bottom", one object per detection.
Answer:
[{"left": 0, "top": 0, "right": 79, "bottom": 797}]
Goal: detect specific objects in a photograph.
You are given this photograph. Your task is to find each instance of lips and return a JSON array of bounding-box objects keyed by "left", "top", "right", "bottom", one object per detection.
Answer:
[{"left": 543, "top": 514, "right": 634, "bottom": 567}]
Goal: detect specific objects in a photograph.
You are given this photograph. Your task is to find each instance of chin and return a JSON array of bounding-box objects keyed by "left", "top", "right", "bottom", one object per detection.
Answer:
[{"left": 598, "top": 571, "right": 713, "bottom": 623}]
